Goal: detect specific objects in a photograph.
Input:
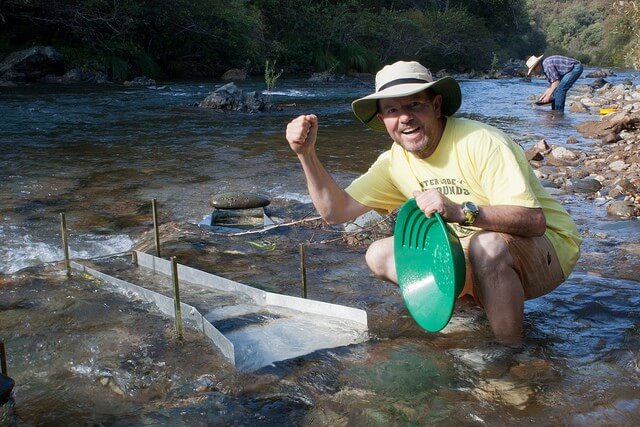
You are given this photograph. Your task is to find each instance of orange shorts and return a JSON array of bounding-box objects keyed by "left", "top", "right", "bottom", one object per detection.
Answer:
[{"left": 459, "top": 233, "right": 565, "bottom": 304}]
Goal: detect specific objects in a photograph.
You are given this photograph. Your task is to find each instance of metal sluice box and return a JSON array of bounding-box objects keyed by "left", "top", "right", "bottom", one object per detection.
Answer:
[{"left": 71, "top": 252, "right": 368, "bottom": 372}]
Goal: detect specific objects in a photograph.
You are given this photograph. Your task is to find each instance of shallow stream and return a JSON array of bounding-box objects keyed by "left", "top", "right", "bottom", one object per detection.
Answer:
[{"left": 1, "top": 70, "right": 639, "bottom": 425}]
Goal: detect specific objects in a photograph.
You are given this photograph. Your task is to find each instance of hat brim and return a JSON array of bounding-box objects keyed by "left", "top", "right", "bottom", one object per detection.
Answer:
[
  {"left": 527, "top": 55, "right": 544, "bottom": 76},
  {"left": 351, "top": 76, "right": 462, "bottom": 132}
]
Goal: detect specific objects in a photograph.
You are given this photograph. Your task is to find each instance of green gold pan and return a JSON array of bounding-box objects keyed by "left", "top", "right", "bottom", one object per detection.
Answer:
[{"left": 394, "top": 199, "right": 466, "bottom": 332}]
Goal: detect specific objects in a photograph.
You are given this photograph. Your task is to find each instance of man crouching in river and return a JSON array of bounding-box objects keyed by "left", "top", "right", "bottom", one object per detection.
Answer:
[{"left": 285, "top": 61, "right": 581, "bottom": 346}]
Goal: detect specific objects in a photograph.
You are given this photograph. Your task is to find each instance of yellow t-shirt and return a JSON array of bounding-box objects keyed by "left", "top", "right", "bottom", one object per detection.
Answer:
[{"left": 345, "top": 117, "right": 581, "bottom": 276}]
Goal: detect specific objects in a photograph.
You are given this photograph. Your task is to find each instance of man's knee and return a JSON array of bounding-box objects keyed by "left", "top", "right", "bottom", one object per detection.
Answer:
[
  {"left": 468, "top": 231, "right": 513, "bottom": 272},
  {"left": 365, "top": 237, "right": 395, "bottom": 281}
]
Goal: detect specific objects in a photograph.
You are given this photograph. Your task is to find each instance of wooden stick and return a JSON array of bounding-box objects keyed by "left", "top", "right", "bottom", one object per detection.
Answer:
[
  {"left": 152, "top": 199, "right": 161, "bottom": 257},
  {"left": 299, "top": 243, "right": 307, "bottom": 299},
  {"left": 171, "top": 257, "right": 184, "bottom": 341},
  {"left": 60, "top": 213, "right": 71, "bottom": 277}
]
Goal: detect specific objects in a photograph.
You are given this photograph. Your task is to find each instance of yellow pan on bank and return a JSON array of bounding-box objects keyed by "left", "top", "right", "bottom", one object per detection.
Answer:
[{"left": 599, "top": 108, "right": 617, "bottom": 115}]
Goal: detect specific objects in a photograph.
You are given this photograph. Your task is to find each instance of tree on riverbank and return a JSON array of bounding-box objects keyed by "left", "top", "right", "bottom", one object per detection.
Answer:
[
  {"left": 527, "top": 0, "right": 640, "bottom": 69},
  {"left": 611, "top": 0, "right": 640, "bottom": 69}
]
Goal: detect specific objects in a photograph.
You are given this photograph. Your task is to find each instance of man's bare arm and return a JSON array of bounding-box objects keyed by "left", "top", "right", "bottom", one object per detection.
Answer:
[
  {"left": 286, "top": 114, "right": 371, "bottom": 224},
  {"left": 413, "top": 189, "right": 547, "bottom": 237},
  {"left": 468, "top": 205, "right": 546, "bottom": 236}
]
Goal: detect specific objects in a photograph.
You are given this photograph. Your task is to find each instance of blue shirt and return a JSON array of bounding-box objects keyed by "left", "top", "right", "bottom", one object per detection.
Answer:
[{"left": 542, "top": 55, "right": 580, "bottom": 83}]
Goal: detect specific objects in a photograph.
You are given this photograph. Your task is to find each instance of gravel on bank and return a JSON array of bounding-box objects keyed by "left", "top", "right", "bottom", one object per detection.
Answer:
[{"left": 526, "top": 79, "right": 640, "bottom": 218}]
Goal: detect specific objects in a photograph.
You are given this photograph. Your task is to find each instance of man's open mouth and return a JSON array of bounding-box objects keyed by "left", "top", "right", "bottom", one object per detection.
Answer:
[{"left": 402, "top": 127, "right": 420, "bottom": 135}]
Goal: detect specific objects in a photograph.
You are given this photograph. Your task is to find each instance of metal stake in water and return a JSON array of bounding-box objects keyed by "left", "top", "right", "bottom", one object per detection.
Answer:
[
  {"left": 171, "top": 257, "right": 184, "bottom": 341},
  {"left": 299, "top": 243, "right": 308, "bottom": 299},
  {"left": 131, "top": 250, "right": 138, "bottom": 267},
  {"left": 60, "top": 212, "right": 71, "bottom": 277},
  {"left": 152, "top": 198, "right": 161, "bottom": 258},
  {"left": 0, "top": 341, "right": 7, "bottom": 376}
]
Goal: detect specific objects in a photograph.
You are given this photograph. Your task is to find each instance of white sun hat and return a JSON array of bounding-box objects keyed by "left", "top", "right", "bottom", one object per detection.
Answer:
[
  {"left": 526, "top": 55, "right": 544, "bottom": 76},
  {"left": 351, "top": 61, "right": 462, "bottom": 132}
]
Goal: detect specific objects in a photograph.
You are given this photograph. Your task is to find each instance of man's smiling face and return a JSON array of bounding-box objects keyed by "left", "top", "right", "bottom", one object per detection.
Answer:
[{"left": 377, "top": 90, "right": 445, "bottom": 159}]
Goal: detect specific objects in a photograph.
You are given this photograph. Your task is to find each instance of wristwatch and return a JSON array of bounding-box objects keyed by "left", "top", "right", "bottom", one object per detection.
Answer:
[{"left": 460, "top": 201, "right": 479, "bottom": 226}]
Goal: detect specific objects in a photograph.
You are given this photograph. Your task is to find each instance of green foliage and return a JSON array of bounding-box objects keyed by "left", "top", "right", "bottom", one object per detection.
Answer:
[
  {"left": 264, "top": 60, "right": 283, "bottom": 91},
  {"left": 131, "top": 52, "right": 162, "bottom": 79},
  {"left": 545, "top": 5, "right": 606, "bottom": 55},
  {"left": 400, "top": 7, "right": 497, "bottom": 70},
  {"left": 490, "top": 52, "right": 500, "bottom": 74},
  {"left": 56, "top": 45, "right": 96, "bottom": 70},
  {"left": 1, "top": 0, "right": 264, "bottom": 79},
  {"left": 524, "top": 0, "right": 640, "bottom": 66},
  {"left": 104, "top": 55, "right": 129, "bottom": 82},
  {"left": 0, "top": 0, "right": 543, "bottom": 75},
  {"left": 611, "top": 1, "right": 640, "bottom": 69}
]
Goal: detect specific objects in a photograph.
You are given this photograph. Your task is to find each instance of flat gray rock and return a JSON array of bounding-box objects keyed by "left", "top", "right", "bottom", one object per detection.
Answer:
[
  {"left": 572, "top": 178, "right": 603, "bottom": 194},
  {"left": 210, "top": 192, "right": 270, "bottom": 209}
]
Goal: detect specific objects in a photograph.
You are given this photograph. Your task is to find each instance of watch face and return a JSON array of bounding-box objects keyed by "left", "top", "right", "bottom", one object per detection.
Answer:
[
  {"left": 463, "top": 202, "right": 478, "bottom": 215},
  {"left": 461, "top": 201, "right": 479, "bottom": 226}
]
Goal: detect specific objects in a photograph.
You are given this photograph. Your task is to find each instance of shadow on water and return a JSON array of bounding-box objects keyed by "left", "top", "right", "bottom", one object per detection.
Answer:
[{"left": 1, "top": 70, "right": 640, "bottom": 424}]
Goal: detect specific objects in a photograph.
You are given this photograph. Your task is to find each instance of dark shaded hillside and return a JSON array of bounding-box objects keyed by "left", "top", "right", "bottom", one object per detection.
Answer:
[
  {"left": 1, "top": 0, "right": 637, "bottom": 80},
  {"left": 0, "top": 0, "right": 542, "bottom": 80}
]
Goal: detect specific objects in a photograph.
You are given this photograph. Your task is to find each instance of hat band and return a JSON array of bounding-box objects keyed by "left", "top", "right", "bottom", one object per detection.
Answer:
[{"left": 377, "top": 77, "right": 430, "bottom": 92}]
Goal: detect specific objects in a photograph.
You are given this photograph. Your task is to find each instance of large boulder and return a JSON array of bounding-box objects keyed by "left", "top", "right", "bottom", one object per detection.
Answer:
[
  {"left": 607, "top": 201, "right": 639, "bottom": 218},
  {"left": 199, "top": 82, "right": 277, "bottom": 112},
  {"left": 221, "top": 68, "right": 247, "bottom": 81},
  {"left": 577, "top": 112, "right": 640, "bottom": 139},
  {"left": 586, "top": 69, "right": 613, "bottom": 78},
  {"left": 60, "top": 68, "right": 110, "bottom": 84},
  {"left": 41, "top": 68, "right": 111, "bottom": 84},
  {"left": 0, "top": 46, "right": 64, "bottom": 82}
]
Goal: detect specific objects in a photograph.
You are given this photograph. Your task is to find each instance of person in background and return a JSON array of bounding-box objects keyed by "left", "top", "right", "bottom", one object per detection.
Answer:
[
  {"left": 526, "top": 54, "right": 584, "bottom": 111},
  {"left": 285, "top": 60, "right": 582, "bottom": 346}
]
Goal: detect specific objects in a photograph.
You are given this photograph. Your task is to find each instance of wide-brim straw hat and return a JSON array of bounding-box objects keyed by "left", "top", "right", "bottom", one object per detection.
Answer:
[
  {"left": 526, "top": 55, "right": 544, "bottom": 76},
  {"left": 351, "top": 61, "right": 462, "bottom": 132}
]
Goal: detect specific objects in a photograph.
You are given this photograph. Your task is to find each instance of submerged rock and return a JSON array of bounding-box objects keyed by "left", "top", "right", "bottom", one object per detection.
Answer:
[{"left": 472, "top": 378, "right": 535, "bottom": 410}]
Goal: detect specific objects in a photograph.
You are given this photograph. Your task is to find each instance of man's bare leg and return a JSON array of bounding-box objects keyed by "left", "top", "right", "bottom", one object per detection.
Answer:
[
  {"left": 469, "top": 231, "right": 524, "bottom": 345},
  {"left": 366, "top": 231, "right": 525, "bottom": 345}
]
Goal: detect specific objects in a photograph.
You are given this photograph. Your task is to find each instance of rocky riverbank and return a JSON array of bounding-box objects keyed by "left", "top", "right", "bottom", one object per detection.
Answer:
[{"left": 526, "top": 79, "right": 640, "bottom": 218}]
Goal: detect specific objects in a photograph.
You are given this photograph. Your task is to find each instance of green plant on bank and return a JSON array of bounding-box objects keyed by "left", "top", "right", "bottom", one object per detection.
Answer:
[
  {"left": 490, "top": 52, "right": 500, "bottom": 74},
  {"left": 264, "top": 60, "right": 283, "bottom": 91}
]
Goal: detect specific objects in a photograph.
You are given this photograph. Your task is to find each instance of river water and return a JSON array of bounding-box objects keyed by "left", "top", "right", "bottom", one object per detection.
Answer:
[{"left": 1, "top": 70, "right": 640, "bottom": 425}]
